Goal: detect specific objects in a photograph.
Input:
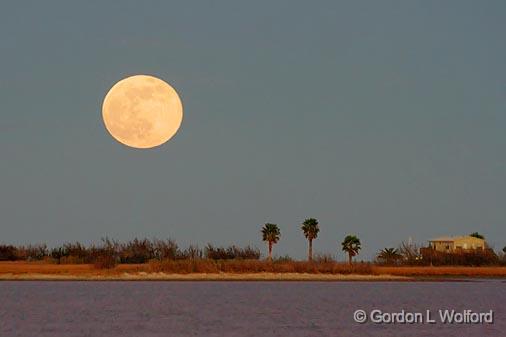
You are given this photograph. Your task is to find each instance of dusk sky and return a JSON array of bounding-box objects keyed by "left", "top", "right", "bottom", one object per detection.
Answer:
[{"left": 1, "top": 1, "right": 505, "bottom": 260}]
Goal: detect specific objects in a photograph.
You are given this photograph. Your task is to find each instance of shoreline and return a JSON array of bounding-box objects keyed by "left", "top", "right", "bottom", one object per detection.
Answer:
[
  {"left": 0, "top": 262, "right": 505, "bottom": 281},
  {"left": 0, "top": 272, "right": 408, "bottom": 282}
]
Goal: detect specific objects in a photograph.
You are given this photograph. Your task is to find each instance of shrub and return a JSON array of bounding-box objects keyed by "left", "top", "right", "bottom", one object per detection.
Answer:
[
  {"left": 376, "top": 248, "right": 403, "bottom": 266},
  {"left": 152, "top": 239, "right": 179, "bottom": 260},
  {"left": 420, "top": 248, "right": 499, "bottom": 266},
  {"left": 63, "top": 242, "right": 89, "bottom": 263},
  {"left": 120, "top": 238, "right": 155, "bottom": 264},
  {"left": 176, "top": 245, "right": 203, "bottom": 260},
  {"left": 398, "top": 241, "right": 423, "bottom": 265},
  {"left": 205, "top": 244, "right": 260, "bottom": 260},
  {"left": 0, "top": 245, "right": 18, "bottom": 261},
  {"left": 50, "top": 247, "right": 69, "bottom": 264},
  {"left": 19, "top": 244, "right": 48, "bottom": 261},
  {"left": 314, "top": 253, "right": 335, "bottom": 263},
  {"left": 273, "top": 255, "right": 293, "bottom": 263}
]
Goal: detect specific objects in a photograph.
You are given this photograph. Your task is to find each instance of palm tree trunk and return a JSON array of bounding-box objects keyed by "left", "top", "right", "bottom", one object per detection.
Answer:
[
  {"left": 268, "top": 241, "right": 273, "bottom": 261},
  {"left": 308, "top": 239, "right": 313, "bottom": 262},
  {"left": 348, "top": 252, "right": 352, "bottom": 265}
]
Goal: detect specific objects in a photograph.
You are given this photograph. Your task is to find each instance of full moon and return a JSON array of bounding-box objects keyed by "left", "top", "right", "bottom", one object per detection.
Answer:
[{"left": 102, "top": 75, "right": 183, "bottom": 149}]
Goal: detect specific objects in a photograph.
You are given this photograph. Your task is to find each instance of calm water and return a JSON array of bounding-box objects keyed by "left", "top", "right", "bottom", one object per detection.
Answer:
[{"left": 0, "top": 280, "right": 504, "bottom": 337}]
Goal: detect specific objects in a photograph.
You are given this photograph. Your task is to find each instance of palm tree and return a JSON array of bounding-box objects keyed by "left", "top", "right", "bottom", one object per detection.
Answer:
[
  {"left": 341, "top": 235, "right": 361, "bottom": 265},
  {"left": 301, "top": 218, "right": 319, "bottom": 261},
  {"left": 261, "top": 223, "right": 281, "bottom": 260},
  {"left": 470, "top": 232, "right": 485, "bottom": 239},
  {"left": 377, "top": 247, "right": 402, "bottom": 265}
]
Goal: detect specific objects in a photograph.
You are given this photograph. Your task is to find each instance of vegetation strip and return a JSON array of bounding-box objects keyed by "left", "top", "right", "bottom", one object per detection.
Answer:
[{"left": 1, "top": 220, "right": 504, "bottom": 271}]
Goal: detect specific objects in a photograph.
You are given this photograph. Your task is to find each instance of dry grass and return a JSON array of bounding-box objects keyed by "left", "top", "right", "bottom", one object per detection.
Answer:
[
  {"left": 147, "top": 259, "right": 374, "bottom": 274},
  {"left": 373, "top": 266, "right": 506, "bottom": 277},
  {"left": 1, "top": 262, "right": 505, "bottom": 280},
  {"left": 0, "top": 262, "right": 97, "bottom": 274},
  {"left": 0, "top": 261, "right": 145, "bottom": 276}
]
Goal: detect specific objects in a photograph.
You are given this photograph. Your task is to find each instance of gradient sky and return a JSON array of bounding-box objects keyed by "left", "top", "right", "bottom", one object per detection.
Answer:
[{"left": 1, "top": 1, "right": 505, "bottom": 260}]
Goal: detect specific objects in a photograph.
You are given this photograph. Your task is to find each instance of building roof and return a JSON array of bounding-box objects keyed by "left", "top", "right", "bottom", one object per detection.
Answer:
[{"left": 429, "top": 235, "right": 484, "bottom": 242}]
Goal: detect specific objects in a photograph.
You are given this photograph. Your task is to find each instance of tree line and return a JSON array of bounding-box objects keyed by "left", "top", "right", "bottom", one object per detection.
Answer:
[
  {"left": 1, "top": 219, "right": 505, "bottom": 267},
  {"left": 0, "top": 217, "right": 363, "bottom": 265}
]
